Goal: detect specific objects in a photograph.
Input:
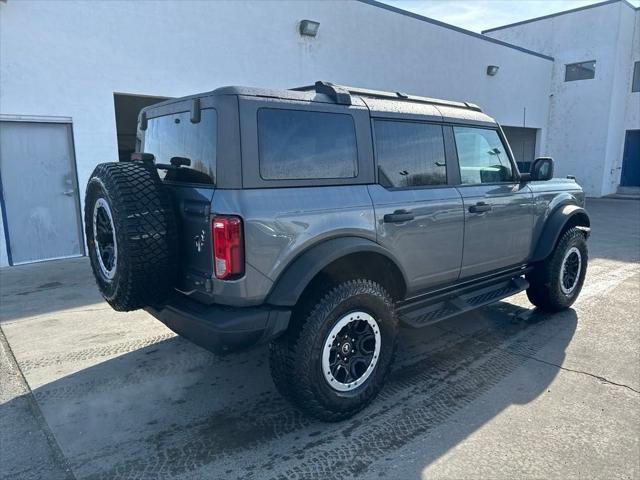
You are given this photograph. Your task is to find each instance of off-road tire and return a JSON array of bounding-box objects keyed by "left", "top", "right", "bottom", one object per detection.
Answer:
[
  {"left": 269, "top": 279, "right": 398, "bottom": 422},
  {"left": 84, "top": 162, "right": 178, "bottom": 311},
  {"left": 526, "top": 227, "right": 588, "bottom": 312}
]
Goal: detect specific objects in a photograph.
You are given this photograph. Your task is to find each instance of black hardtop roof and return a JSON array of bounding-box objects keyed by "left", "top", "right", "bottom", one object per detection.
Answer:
[{"left": 141, "top": 81, "right": 491, "bottom": 122}]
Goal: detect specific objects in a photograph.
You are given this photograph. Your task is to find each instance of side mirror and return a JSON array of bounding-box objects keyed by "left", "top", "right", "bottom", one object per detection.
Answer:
[{"left": 530, "top": 157, "right": 554, "bottom": 181}]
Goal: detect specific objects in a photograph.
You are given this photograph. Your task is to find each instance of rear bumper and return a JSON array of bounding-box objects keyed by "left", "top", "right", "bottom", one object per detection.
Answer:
[{"left": 145, "top": 294, "right": 291, "bottom": 354}]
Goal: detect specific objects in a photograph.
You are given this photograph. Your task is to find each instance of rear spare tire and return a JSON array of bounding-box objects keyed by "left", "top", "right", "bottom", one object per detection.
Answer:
[{"left": 84, "top": 162, "right": 178, "bottom": 311}]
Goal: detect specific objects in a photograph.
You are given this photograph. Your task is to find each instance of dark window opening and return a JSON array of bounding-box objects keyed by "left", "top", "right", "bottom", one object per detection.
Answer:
[
  {"left": 113, "top": 93, "right": 168, "bottom": 162},
  {"left": 632, "top": 61, "right": 640, "bottom": 93},
  {"left": 374, "top": 120, "right": 446, "bottom": 188},
  {"left": 502, "top": 126, "right": 537, "bottom": 173},
  {"left": 257, "top": 109, "right": 358, "bottom": 180},
  {"left": 565, "top": 60, "right": 596, "bottom": 82},
  {"left": 143, "top": 109, "right": 217, "bottom": 184}
]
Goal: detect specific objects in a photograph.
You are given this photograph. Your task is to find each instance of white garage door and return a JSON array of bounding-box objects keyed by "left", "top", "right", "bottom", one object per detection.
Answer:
[{"left": 0, "top": 121, "right": 84, "bottom": 264}]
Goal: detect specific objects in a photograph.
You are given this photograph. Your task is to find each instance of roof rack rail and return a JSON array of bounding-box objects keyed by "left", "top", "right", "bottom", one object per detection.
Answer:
[
  {"left": 292, "top": 81, "right": 353, "bottom": 105},
  {"left": 292, "top": 81, "right": 482, "bottom": 112}
]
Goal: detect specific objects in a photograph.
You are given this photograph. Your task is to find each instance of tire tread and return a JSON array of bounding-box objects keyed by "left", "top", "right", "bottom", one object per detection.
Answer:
[
  {"left": 269, "top": 279, "right": 398, "bottom": 421},
  {"left": 84, "top": 162, "right": 178, "bottom": 311}
]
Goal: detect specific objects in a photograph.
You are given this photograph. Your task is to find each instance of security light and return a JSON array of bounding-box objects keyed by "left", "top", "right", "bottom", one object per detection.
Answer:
[
  {"left": 299, "top": 20, "right": 320, "bottom": 37},
  {"left": 487, "top": 65, "right": 500, "bottom": 76}
]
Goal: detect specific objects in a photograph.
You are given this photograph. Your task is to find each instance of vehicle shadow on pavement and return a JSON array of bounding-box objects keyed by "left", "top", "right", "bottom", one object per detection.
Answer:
[{"left": 2, "top": 301, "right": 577, "bottom": 479}]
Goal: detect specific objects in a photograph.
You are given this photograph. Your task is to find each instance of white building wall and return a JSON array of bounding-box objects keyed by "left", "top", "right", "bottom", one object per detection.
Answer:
[
  {"left": 604, "top": 6, "right": 638, "bottom": 195},
  {"left": 484, "top": 1, "right": 639, "bottom": 196},
  {"left": 0, "top": 0, "right": 553, "bottom": 266},
  {"left": 624, "top": 11, "right": 640, "bottom": 130}
]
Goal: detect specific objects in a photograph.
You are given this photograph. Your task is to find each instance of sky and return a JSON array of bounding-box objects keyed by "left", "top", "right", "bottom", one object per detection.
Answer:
[{"left": 381, "top": 0, "right": 640, "bottom": 33}]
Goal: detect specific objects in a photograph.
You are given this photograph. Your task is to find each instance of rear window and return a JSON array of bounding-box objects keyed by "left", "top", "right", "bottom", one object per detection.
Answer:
[
  {"left": 257, "top": 108, "right": 358, "bottom": 180},
  {"left": 143, "top": 109, "right": 216, "bottom": 184}
]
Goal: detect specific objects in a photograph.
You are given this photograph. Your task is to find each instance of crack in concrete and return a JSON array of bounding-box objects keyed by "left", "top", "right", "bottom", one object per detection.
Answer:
[
  {"left": 436, "top": 323, "right": 640, "bottom": 395},
  {"left": 518, "top": 354, "right": 640, "bottom": 394}
]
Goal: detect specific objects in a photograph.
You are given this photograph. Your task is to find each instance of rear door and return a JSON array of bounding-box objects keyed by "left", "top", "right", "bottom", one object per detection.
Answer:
[
  {"left": 368, "top": 119, "right": 464, "bottom": 294},
  {"left": 452, "top": 126, "right": 534, "bottom": 278}
]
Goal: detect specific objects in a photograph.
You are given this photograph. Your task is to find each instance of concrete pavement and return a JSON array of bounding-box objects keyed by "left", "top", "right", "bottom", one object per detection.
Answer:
[{"left": 1, "top": 198, "right": 638, "bottom": 479}]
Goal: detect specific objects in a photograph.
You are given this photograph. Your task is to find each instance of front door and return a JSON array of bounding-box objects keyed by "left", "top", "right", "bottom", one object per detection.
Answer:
[
  {"left": 452, "top": 126, "right": 533, "bottom": 278},
  {"left": 0, "top": 121, "right": 84, "bottom": 264},
  {"left": 620, "top": 130, "right": 640, "bottom": 187},
  {"left": 369, "top": 119, "right": 464, "bottom": 294}
]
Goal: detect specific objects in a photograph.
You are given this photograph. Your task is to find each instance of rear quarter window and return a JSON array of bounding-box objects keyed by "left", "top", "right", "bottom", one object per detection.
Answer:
[
  {"left": 257, "top": 108, "right": 358, "bottom": 180},
  {"left": 143, "top": 109, "right": 217, "bottom": 184}
]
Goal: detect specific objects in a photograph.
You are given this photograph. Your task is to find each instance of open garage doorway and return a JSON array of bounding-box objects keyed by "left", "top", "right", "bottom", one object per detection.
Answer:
[
  {"left": 502, "top": 126, "right": 537, "bottom": 173},
  {"left": 113, "top": 93, "right": 168, "bottom": 162}
]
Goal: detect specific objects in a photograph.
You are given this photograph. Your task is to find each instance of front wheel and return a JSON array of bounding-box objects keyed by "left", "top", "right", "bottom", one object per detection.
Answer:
[
  {"left": 526, "top": 227, "right": 588, "bottom": 312},
  {"left": 269, "top": 279, "right": 398, "bottom": 421}
]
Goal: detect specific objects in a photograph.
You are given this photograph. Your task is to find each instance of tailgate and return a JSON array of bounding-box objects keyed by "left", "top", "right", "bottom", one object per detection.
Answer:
[{"left": 166, "top": 184, "right": 215, "bottom": 295}]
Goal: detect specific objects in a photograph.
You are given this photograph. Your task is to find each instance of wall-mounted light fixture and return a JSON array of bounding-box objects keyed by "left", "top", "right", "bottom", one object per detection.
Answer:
[
  {"left": 299, "top": 19, "right": 320, "bottom": 37},
  {"left": 486, "top": 65, "right": 500, "bottom": 76}
]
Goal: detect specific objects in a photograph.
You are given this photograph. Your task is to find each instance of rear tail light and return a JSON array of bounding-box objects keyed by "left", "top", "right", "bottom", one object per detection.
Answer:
[{"left": 212, "top": 216, "right": 244, "bottom": 280}]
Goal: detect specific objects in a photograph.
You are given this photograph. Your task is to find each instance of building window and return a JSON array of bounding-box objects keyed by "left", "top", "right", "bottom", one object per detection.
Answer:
[
  {"left": 632, "top": 61, "right": 640, "bottom": 93},
  {"left": 565, "top": 60, "right": 596, "bottom": 82},
  {"left": 374, "top": 120, "right": 447, "bottom": 188}
]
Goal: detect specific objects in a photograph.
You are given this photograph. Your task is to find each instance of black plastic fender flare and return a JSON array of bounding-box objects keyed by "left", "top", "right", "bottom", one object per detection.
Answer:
[
  {"left": 530, "top": 204, "right": 590, "bottom": 262},
  {"left": 266, "top": 236, "right": 409, "bottom": 307}
]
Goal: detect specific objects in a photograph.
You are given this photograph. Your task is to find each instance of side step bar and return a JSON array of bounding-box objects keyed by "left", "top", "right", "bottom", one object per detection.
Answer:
[{"left": 398, "top": 276, "right": 529, "bottom": 328}]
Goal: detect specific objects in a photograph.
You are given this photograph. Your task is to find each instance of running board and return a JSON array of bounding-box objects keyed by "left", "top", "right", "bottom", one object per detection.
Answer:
[{"left": 398, "top": 276, "right": 529, "bottom": 328}]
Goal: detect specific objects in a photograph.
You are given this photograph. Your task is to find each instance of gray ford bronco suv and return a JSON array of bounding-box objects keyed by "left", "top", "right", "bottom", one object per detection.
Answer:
[{"left": 85, "top": 81, "right": 590, "bottom": 421}]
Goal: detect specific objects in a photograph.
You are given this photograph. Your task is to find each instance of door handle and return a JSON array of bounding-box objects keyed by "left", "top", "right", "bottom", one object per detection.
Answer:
[
  {"left": 384, "top": 209, "right": 415, "bottom": 223},
  {"left": 469, "top": 202, "right": 492, "bottom": 214},
  {"left": 62, "top": 189, "right": 76, "bottom": 196}
]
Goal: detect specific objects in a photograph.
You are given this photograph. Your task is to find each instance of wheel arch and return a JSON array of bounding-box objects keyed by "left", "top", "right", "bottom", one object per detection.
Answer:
[
  {"left": 531, "top": 204, "right": 590, "bottom": 262},
  {"left": 266, "top": 237, "right": 408, "bottom": 307}
]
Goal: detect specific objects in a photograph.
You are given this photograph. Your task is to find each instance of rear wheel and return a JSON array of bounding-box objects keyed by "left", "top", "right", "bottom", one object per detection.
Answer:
[
  {"left": 269, "top": 279, "right": 398, "bottom": 421},
  {"left": 85, "top": 162, "right": 178, "bottom": 311},
  {"left": 526, "top": 227, "right": 588, "bottom": 312}
]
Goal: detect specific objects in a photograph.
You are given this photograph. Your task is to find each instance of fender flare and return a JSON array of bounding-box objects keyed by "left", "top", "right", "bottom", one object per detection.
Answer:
[
  {"left": 266, "top": 237, "right": 409, "bottom": 307},
  {"left": 531, "top": 204, "right": 590, "bottom": 262}
]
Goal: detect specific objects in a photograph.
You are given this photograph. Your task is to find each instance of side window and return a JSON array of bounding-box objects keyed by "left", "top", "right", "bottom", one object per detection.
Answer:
[
  {"left": 257, "top": 108, "right": 358, "bottom": 180},
  {"left": 453, "top": 127, "right": 514, "bottom": 184},
  {"left": 374, "top": 120, "right": 446, "bottom": 188},
  {"left": 143, "top": 109, "right": 216, "bottom": 184}
]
